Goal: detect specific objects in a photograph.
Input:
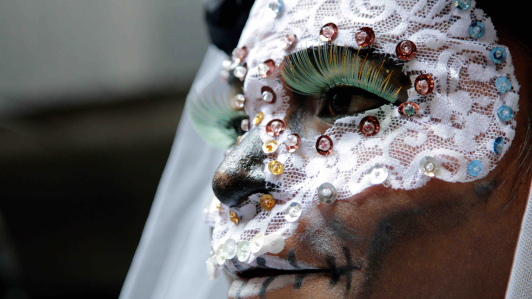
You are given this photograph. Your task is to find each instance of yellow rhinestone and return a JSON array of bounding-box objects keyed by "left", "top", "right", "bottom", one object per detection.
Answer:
[
  {"left": 216, "top": 203, "right": 222, "bottom": 210},
  {"left": 262, "top": 140, "right": 279, "bottom": 153},
  {"left": 268, "top": 160, "right": 284, "bottom": 175},
  {"left": 229, "top": 210, "right": 239, "bottom": 225},
  {"left": 235, "top": 136, "right": 242, "bottom": 146},
  {"left": 260, "top": 194, "right": 276, "bottom": 211},
  {"left": 253, "top": 112, "right": 265, "bottom": 125}
]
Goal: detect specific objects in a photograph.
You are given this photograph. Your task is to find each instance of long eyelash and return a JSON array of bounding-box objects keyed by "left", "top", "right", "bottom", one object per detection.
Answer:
[
  {"left": 186, "top": 86, "right": 246, "bottom": 149},
  {"left": 282, "top": 44, "right": 402, "bottom": 103}
]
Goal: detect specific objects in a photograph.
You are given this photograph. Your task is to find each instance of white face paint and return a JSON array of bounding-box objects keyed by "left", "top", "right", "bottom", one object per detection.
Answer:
[{"left": 204, "top": 0, "right": 519, "bottom": 269}]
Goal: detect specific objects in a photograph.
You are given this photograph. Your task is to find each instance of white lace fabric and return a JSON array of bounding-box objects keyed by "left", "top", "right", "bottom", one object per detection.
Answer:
[{"left": 206, "top": 0, "right": 520, "bottom": 267}]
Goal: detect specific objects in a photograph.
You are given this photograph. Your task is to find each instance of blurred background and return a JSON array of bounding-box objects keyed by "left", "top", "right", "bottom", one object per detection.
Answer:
[{"left": 0, "top": 0, "right": 209, "bottom": 297}]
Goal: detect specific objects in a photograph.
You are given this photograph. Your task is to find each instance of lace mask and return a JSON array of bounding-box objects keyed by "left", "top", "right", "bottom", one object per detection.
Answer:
[{"left": 194, "top": 0, "right": 519, "bottom": 278}]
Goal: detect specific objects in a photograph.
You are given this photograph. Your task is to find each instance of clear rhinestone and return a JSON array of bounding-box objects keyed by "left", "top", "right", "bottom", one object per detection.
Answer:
[
  {"left": 317, "top": 182, "right": 337, "bottom": 204},
  {"left": 234, "top": 66, "right": 247, "bottom": 79},
  {"left": 250, "top": 233, "right": 265, "bottom": 254},
  {"left": 284, "top": 202, "right": 302, "bottom": 222},
  {"left": 286, "top": 134, "right": 298, "bottom": 147},
  {"left": 355, "top": 31, "right": 367, "bottom": 44},
  {"left": 258, "top": 63, "right": 270, "bottom": 77},
  {"left": 362, "top": 121, "right": 375, "bottom": 135},
  {"left": 419, "top": 156, "right": 441, "bottom": 177},
  {"left": 322, "top": 26, "right": 334, "bottom": 39},
  {"left": 416, "top": 80, "right": 429, "bottom": 94},
  {"left": 267, "top": 0, "right": 283, "bottom": 17},
  {"left": 241, "top": 119, "right": 249, "bottom": 132},
  {"left": 237, "top": 241, "right": 251, "bottom": 262},
  {"left": 262, "top": 91, "right": 274, "bottom": 103},
  {"left": 367, "top": 165, "right": 389, "bottom": 185},
  {"left": 318, "top": 138, "right": 331, "bottom": 151},
  {"left": 283, "top": 33, "right": 297, "bottom": 50},
  {"left": 234, "top": 94, "right": 245, "bottom": 109}
]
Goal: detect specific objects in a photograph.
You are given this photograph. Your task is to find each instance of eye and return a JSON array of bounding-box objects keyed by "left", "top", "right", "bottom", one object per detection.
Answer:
[{"left": 319, "top": 86, "right": 392, "bottom": 117}]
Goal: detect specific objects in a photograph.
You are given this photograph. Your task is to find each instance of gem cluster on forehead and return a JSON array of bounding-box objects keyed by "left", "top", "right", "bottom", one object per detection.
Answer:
[{"left": 206, "top": 0, "right": 516, "bottom": 278}]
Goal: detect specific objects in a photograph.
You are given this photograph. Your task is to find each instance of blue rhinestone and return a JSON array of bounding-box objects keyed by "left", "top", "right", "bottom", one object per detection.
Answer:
[
  {"left": 495, "top": 77, "right": 512, "bottom": 93},
  {"left": 268, "top": 0, "right": 283, "bottom": 17},
  {"left": 493, "top": 137, "right": 504, "bottom": 154},
  {"left": 403, "top": 104, "right": 415, "bottom": 116},
  {"left": 468, "top": 22, "right": 485, "bottom": 39},
  {"left": 490, "top": 47, "right": 507, "bottom": 64},
  {"left": 468, "top": 160, "right": 483, "bottom": 177},
  {"left": 497, "top": 105, "right": 514, "bottom": 121},
  {"left": 453, "top": 0, "right": 471, "bottom": 10}
]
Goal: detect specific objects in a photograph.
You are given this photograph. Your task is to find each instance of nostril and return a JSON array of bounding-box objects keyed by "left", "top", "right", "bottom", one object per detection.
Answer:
[{"left": 212, "top": 128, "right": 268, "bottom": 207}]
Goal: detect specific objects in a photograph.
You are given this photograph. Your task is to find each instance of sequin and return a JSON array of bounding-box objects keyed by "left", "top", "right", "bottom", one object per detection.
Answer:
[
  {"left": 395, "top": 40, "right": 417, "bottom": 61},
  {"left": 316, "top": 135, "right": 333, "bottom": 156},
  {"left": 284, "top": 202, "right": 302, "bottom": 222},
  {"left": 355, "top": 27, "right": 375, "bottom": 47},
  {"left": 261, "top": 86, "right": 276, "bottom": 103},
  {"left": 494, "top": 137, "right": 504, "bottom": 154},
  {"left": 241, "top": 119, "right": 249, "bottom": 132},
  {"left": 264, "top": 234, "right": 285, "bottom": 254},
  {"left": 415, "top": 74, "right": 435, "bottom": 95},
  {"left": 317, "top": 182, "right": 337, "bottom": 204},
  {"left": 496, "top": 77, "right": 512, "bottom": 93},
  {"left": 468, "top": 160, "right": 483, "bottom": 177},
  {"left": 229, "top": 210, "right": 239, "bottom": 225},
  {"left": 234, "top": 66, "right": 247, "bottom": 80},
  {"left": 237, "top": 241, "right": 251, "bottom": 262},
  {"left": 223, "top": 238, "right": 237, "bottom": 259},
  {"left": 234, "top": 94, "right": 245, "bottom": 110},
  {"left": 285, "top": 133, "right": 301, "bottom": 153},
  {"left": 262, "top": 140, "right": 279, "bottom": 154},
  {"left": 260, "top": 194, "right": 276, "bottom": 211},
  {"left": 359, "top": 116, "right": 380, "bottom": 136},
  {"left": 469, "top": 22, "right": 485, "bottom": 39},
  {"left": 398, "top": 102, "right": 419, "bottom": 116},
  {"left": 232, "top": 47, "right": 247, "bottom": 64},
  {"left": 266, "top": 119, "right": 286, "bottom": 136},
  {"left": 250, "top": 233, "right": 265, "bottom": 254},
  {"left": 206, "top": 258, "right": 219, "bottom": 281},
  {"left": 215, "top": 245, "right": 226, "bottom": 265},
  {"left": 283, "top": 33, "right": 297, "bottom": 50},
  {"left": 367, "top": 165, "right": 389, "bottom": 185},
  {"left": 453, "top": 0, "right": 470, "bottom": 10},
  {"left": 419, "top": 156, "right": 440, "bottom": 177},
  {"left": 319, "top": 23, "right": 338, "bottom": 42},
  {"left": 258, "top": 59, "right": 276, "bottom": 78},
  {"left": 267, "top": 0, "right": 283, "bottom": 17},
  {"left": 253, "top": 112, "right": 264, "bottom": 125},
  {"left": 490, "top": 47, "right": 507, "bottom": 64},
  {"left": 497, "top": 105, "right": 514, "bottom": 121},
  {"left": 268, "top": 160, "right": 284, "bottom": 175}
]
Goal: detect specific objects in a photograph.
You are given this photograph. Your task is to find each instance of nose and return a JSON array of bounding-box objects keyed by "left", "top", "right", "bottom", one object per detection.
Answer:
[{"left": 212, "top": 128, "right": 267, "bottom": 207}]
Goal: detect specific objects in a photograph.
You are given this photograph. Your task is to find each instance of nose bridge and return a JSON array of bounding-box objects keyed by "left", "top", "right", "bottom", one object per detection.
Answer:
[{"left": 212, "top": 128, "right": 267, "bottom": 207}]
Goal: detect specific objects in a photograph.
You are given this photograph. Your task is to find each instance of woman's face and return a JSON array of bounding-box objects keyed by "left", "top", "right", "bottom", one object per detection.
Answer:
[{"left": 202, "top": 1, "right": 531, "bottom": 298}]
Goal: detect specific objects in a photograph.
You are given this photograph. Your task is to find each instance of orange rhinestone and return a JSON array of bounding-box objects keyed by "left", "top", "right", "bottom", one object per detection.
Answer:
[
  {"left": 260, "top": 194, "right": 276, "bottom": 211},
  {"left": 229, "top": 210, "right": 239, "bottom": 225},
  {"left": 253, "top": 112, "right": 264, "bottom": 125}
]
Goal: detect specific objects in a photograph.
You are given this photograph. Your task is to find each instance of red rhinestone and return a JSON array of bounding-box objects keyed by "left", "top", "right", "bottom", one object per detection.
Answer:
[
  {"left": 414, "top": 74, "right": 435, "bottom": 95},
  {"left": 266, "top": 119, "right": 286, "bottom": 136},
  {"left": 285, "top": 133, "right": 301, "bottom": 153},
  {"left": 398, "top": 102, "right": 420, "bottom": 116},
  {"left": 355, "top": 27, "right": 375, "bottom": 47},
  {"left": 395, "top": 40, "right": 417, "bottom": 61},
  {"left": 319, "top": 23, "right": 338, "bottom": 42},
  {"left": 261, "top": 86, "right": 276, "bottom": 104},
  {"left": 316, "top": 135, "right": 333, "bottom": 156},
  {"left": 359, "top": 116, "right": 380, "bottom": 136}
]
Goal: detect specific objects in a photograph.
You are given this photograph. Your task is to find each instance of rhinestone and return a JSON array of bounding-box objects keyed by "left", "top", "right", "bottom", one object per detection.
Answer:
[
  {"left": 262, "top": 140, "right": 279, "bottom": 153},
  {"left": 355, "top": 27, "right": 375, "bottom": 47},
  {"left": 264, "top": 234, "right": 285, "bottom": 254},
  {"left": 398, "top": 102, "right": 419, "bottom": 116},
  {"left": 234, "top": 94, "right": 246, "bottom": 109},
  {"left": 468, "top": 160, "right": 483, "bottom": 177},
  {"left": 260, "top": 86, "right": 276, "bottom": 103},
  {"left": 260, "top": 194, "right": 276, "bottom": 211},
  {"left": 286, "top": 133, "right": 301, "bottom": 152},
  {"left": 266, "top": 119, "right": 286, "bottom": 136},
  {"left": 223, "top": 238, "right": 237, "bottom": 259},
  {"left": 419, "top": 156, "right": 441, "bottom": 177},
  {"left": 250, "top": 233, "right": 265, "bottom": 254},
  {"left": 216, "top": 203, "right": 222, "bottom": 210},
  {"left": 234, "top": 66, "right": 247, "bottom": 79},
  {"left": 283, "top": 33, "right": 297, "bottom": 50},
  {"left": 497, "top": 105, "right": 514, "bottom": 121},
  {"left": 490, "top": 47, "right": 507, "bottom": 64},
  {"left": 253, "top": 112, "right": 265, "bottom": 125},
  {"left": 317, "top": 182, "right": 337, "bottom": 204},
  {"left": 367, "top": 165, "right": 389, "bottom": 185},
  {"left": 220, "top": 70, "right": 229, "bottom": 82},
  {"left": 319, "top": 23, "right": 338, "bottom": 42},
  {"left": 237, "top": 241, "right": 251, "bottom": 262},
  {"left": 241, "top": 119, "right": 250, "bottom": 132},
  {"left": 415, "top": 74, "right": 435, "bottom": 95},
  {"left": 206, "top": 258, "right": 219, "bottom": 281},
  {"left": 395, "top": 40, "right": 417, "bottom": 61},
  {"left": 229, "top": 210, "right": 239, "bottom": 225},
  {"left": 359, "top": 116, "right": 380, "bottom": 136},
  {"left": 267, "top": 0, "right": 283, "bottom": 17},
  {"left": 496, "top": 77, "right": 512, "bottom": 93},
  {"left": 316, "top": 135, "right": 333, "bottom": 156},
  {"left": 215, "top": 245, "right": 226, "bottom": 265},
  {"left": 232, "top": 47, "right": 247, "bottom": 63},
  {"left": 268, "top": 160, "right": 284, "bottom": 175},
  {"left": 453, "top": 0, "right": 470, "bottom": 10},
  {"left": 222, "top": 60, "right": 234, "bottom": 71},
  {"left": 258, "top": 59, "right": 276, "bottom": 78},
  {"left": 284, "top": 202, "right": 302, "bottom": 222},
  {"left": 469, "top": 22, "right": 485, "bottom": 39},
  {"left": 493, "top": 137, "right": 504, "bottom": 154}
]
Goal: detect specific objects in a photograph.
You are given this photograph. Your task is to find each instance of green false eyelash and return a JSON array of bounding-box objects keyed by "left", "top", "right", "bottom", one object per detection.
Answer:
[
  {"left": 186, "top": 89, "right": 247, "bottom": 149},
  {"left": 282, "top": 44, "right": 402, "bottom": 103}
]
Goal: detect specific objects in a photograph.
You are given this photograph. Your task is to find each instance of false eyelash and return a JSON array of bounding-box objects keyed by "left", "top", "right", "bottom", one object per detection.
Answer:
[
  {"left": 282, "top": 44, "right": 402, "bottom": 103},
  {"left": 186, "top": 87, "right": 246, "bottom": 149}
]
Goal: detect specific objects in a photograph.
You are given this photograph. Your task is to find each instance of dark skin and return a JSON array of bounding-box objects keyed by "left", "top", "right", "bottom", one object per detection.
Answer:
[{"left": 212, "top": 32, "right": 532, "bottom": 298}]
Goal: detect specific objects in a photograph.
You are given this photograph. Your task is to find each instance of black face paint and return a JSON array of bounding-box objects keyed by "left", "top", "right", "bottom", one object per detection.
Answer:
[
  {"left": 259, "top": 276, "right": 276, "bottom": 299},
  {"left": 287, "top": 249, "right": 300, "bottom": 269}
]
